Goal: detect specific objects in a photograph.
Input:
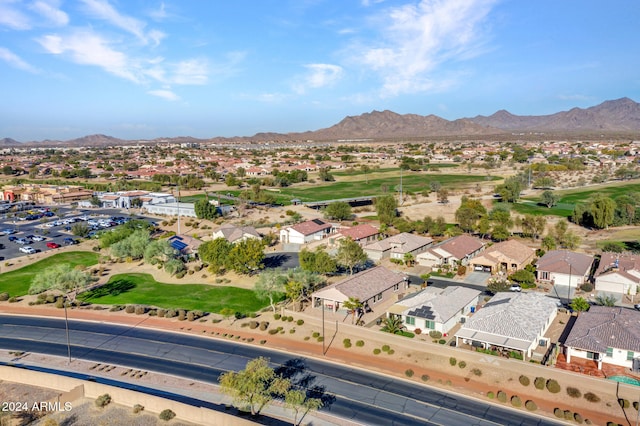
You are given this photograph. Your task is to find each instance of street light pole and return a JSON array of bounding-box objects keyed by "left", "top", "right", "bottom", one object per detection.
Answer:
[
  {"left": 322, "top": 300, "right": 325, "bottom": 355},
  {"left": 63, "top": 296, "right": 71, "bottom": 364}
]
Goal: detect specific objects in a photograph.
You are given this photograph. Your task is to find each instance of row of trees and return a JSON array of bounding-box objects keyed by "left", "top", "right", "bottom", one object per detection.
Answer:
[
  {"left": 571, "top": 192, "right": 640, "bottom": 229},
  {"left": 198, "top": 238, "right": 266, "bottom": 275}
]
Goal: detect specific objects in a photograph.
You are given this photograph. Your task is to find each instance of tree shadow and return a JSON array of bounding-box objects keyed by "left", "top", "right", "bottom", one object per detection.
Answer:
[
  {"left": 275, "top": 358, "right": 336, "bottom": 408},
  {"left": 81, "top": 278, "right": 136, "bottom": 300},
  {"left": 264, "top": 254, "right": 291, "bottom": 269}
]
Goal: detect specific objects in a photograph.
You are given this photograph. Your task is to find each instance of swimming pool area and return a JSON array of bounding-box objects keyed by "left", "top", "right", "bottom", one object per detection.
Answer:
[{"left": 608, "top": 375, "right": 640, "bottom": 386}]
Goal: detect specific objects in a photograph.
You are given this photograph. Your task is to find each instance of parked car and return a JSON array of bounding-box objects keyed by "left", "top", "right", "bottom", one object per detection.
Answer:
[
  {"left": 31, "top": 235, "right": 45, "bottom": 242},
  {"left": 63, "top": 238, "right": 78, "bottom": 245},
  {"left": 19, "top": 246, "right": 36, "bottom": 254},
  {"left": 1, "top": 229, "right": 16, "bottom": 235},
  {"left": 46, "top": 242, "right": 60, "bottom": 249},
  {"left": 15, "top": 238, "right": 29, "bottom": 245},
  {"left": 509, "top": 284, "right": 522, "bottom": 292},
  {"left": 7, "top": 236, "right": 17, "bottom": 242},
  {"left": 634, "top": 304, "right": 640, "bottom": 311}
]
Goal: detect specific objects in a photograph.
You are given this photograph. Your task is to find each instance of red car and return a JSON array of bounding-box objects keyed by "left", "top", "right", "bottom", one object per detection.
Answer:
[{"left": 46, "top": 242, "right": 60, "bottom": 249}]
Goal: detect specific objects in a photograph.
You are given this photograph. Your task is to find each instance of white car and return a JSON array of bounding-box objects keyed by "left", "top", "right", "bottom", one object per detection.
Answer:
[
  {"left": 31, "top": 235, "right": 45, "bottom": 242},
  {"left": 19, "top": 246, "right": 36, "bottom": 254}
]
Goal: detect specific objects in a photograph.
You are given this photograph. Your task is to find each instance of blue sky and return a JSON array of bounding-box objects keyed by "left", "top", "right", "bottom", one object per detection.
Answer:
[{"left": 1, "top": 0, "right": 639, "bottom": 141}]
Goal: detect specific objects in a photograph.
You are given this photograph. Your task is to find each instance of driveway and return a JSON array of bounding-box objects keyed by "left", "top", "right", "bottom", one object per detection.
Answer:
[{"left": 464, "top": 271, "right": 490, "bottom": 286}]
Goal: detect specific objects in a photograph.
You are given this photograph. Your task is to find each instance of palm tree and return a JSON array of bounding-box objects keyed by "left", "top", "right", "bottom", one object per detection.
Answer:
[
  {"left": 342, "top": 297, "right": 363, "bottom": 324},
  {"left": 380, "top": 315, "right": 406, "bottom": 335}
]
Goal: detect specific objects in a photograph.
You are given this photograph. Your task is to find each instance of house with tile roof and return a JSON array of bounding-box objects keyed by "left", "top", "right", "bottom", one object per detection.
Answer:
[
  {"left": 563, "top": 306, "right": 640, "bottom": 370},
  {"left": 387, "top": 286, "right": 481, "bottom": 334},
  {"left": 454, "top": 292, "right": 558, "bottom": 359},
  {"left": 594, "top": 253, "right": 640, "bottom": 297},
  {"left": 334, "top": 224, "right": 381, "bottom": 246},
  {"left": 416, "top": 234, "right": 485, "bottom": 268},
  {"left": 363, "top": 232, "right": 433, "bottom": 261},
  {"left": 470, "top": 239, "right": 535, "bottom": 275},
  {"left": 311, "top": 266, "right": 408, "bottom": 313},
  {"left": 535, "top": 250, "right": 595, "bottom": 288},
  {"left": 279, "top": 219, "right": 334, "bottom": 245},
  {"left": 212, "top": 224, "right": 261, "bottom": 244}
]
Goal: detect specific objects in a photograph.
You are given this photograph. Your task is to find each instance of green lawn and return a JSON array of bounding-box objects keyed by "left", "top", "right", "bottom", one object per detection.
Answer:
[
  {"left": 509, "top": 181, "right": 640, "bottom": 217},
  {"left": 278, "top": 173, "right": 498, "bottom": 203},
  {"left": 0, "top": 252, "right": 100, "bottom": 296},
  {"left": 79, "top": 273, "right": 268, "bottom": 314}
]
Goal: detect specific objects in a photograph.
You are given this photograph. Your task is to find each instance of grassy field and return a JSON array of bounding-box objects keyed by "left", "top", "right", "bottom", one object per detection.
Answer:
[
  {"left": 79, "top": 273, "right": 268, "bottom": 314},
  {"left": 509, "top": 181, "right": 640, "bottom": 217},
  {"left": 0, "top": 252, "right": 100, "bottom": 296}
]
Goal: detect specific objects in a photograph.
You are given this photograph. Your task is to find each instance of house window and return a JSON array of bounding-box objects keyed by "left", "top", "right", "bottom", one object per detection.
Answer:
[
  {"left": 628, "top": 351, "right": 635, "bottom": 361},
  {"left": 376, "top": 293, "right": 382, "bottom": 301},
  {"left": 606, "top": 347, "right": 613, "bottom": 358},
  {"left": 393, "top": 283, "right": 400, "bottom": 291},
  {"left": 540, "top": 271, "right": 549, "bottom": 280},
  {"left": 425, "top": 320, "right": 435, "bottom": 330},
  {"left": 406, "top": 316, "right": 415, "bottom": 325}
]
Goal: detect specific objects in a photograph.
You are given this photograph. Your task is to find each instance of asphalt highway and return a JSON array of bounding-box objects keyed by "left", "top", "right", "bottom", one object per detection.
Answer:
[{"left": 0, "top": 316, "right": 562, "bottom": 426}]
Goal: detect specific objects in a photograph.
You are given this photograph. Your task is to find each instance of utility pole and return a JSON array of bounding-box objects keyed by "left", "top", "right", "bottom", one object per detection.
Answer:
[{"left": 176, "top": 174, "right": 181, "bottom": 236}]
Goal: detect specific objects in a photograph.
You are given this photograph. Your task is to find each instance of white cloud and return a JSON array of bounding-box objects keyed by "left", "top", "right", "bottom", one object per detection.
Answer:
[
  {"left": 171, "top": 59, "right": 208, "bottom": 85},
  {"left": 0, "top": 0, "right": 31, "bottom": 30},
  {"left": 29, "top": 0, "right": 69, "bottom": 27},
  {"left": 148, "top": 89, "right": 179, "bottom": 101},
  {"left": 0, "top": 46, "right": 39, "bottom": 73},
  {"left": 80, "top": 0, "right": 164, "bottom": 45},
  {"left": 293, "top": 63, "right": 344, "bottom": 94},
  {"left": 38, "top": 30, "right": 141, "bottom": 82},
  {"left": 356, "top": 0, "right": 497, "bottom": 97},
  {"left": 149, "top": 2, "right": 168, "bottom": 21}
]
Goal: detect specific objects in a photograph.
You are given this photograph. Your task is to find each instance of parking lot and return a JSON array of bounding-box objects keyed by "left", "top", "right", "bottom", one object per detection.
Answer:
[{"left": 0, "top": 206, "right": 155, "bottom": 262}]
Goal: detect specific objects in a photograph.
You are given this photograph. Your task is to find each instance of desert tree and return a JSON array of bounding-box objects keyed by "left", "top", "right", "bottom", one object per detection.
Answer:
[
  {"left": 29, "top": 264, "right": 91, "bottom": 295},
  {"left": 336, "top": 238, "right": 368, "bottom": 275}
]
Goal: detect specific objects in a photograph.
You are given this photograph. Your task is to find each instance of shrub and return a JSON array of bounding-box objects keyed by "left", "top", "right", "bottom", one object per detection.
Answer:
[
  {"left": 382, "top": 344, "right": 390, "bottom": 352},
  {"left": 511, "top": 396, "right": 522, "bottom": 407},
  {"left": 55, "top": 298, "right": 65, "bottom": 309},
  {"left": 619, "top": 398, "right": 630, "bottom": 409},
  {"left": 471, "top": 368, "right": 482, "bottom": 376},
  {"left": 356, "top": 340, "right": 365, "bottom": 347},
  {"left": 449, "top": 357, "right": 457, "bottom": 366},
  {"left": 95, "top": 394, "right": 112, "bottom": 408},
  {"left": 8, "top": 297, "right": 17, "bottom": 303},
  {"left": 178, "top": 309, "right": 186, "bottom": 321},
  {"left": 554, "top": 408, "right": 563, "bottom": 418},
  {"left": 259, "top": 321, "right": 269, "bottom": 331},
  {"left": 580, "top": 282, "right": 594, "bottom": 292},
  {"left": 438, "top": 339, "right": 446, "bottom": 344},
  {"left": 135, "top": 305, "right": 146, "bottom": 315},
  {"left": 564, "top": 410, "right": 573, "bottom": 420},
  {"left": 312, "top": 331, "right": 320, "bottom": 338},
  {"left": 458, "top": 361, "right": 467, "bottom": 369},
  {"left": 519, "top": 375, "right": 530, "bottom": 386},
  {"left": 574, "top": 413, "right": 584, "bottom": 424},
  {"left": 157, "top": 308, "right": 166, "bottom": 317},
  {"left": 567, "top": 387, "right": 581, "bottom": 398},
  {"left": 534, "top": 377, "right": 545, "bottom": 390},
  {"left": 46, "top": 294, "right": 56, "bottom": 303},
  {"left": 133, "top": 404, "right": 144, "bottom": 414},
  {"left": 268, "top": 329, "right": 279, "bottom": 335},
  {"left": 405, "top": 369, "right": 414, "bottom": 377},
  {"left": 317, "top": 336, "right": 323, "bottom": 342},
  {"left": 487, "top": 391, "right": 494, "bottom": 399},
  {"left": 387, "top": 349, "right": 395, "bottom": 355},
  {"left": 584, "top": 392, "right": 600, "bottom": 403},
  {"left": 343, "top": 339, "right": 352, "bottom": 348},
  {"left": 429, "top": 330, "right": 443, "bottom": 339},
  {"left": 414, "top": 328, "right": 422, "bottom": 335},
  {"left": 373, "top": 348, "right": 381, "bottom": 355},
  {"left": 187, "top": 311, "right": 196, "bottom": 321},
  {"left": 125, "top": 305, "right": 135, "bottom": 314},
  {"left": 166, "top": 309, "right": 176, "bottom": 318},
  {"left": 546, "top": 379, "right": 561, "bottom": 393},
  {"left": 296, "top": 319, "right": 304, "bottom": 326},
  {"left": 421, "top": 374, "right": 430, "bottom": 382},
  {"left": 0, "top": 292, "right": 9, "bottom": 301},
  {"left": 249, "top": 321, "right": 259, "bottom": 329},
  {"left": 148, "top": 309, "right": 157, "bottom": 316},
  {"left": 497, "top": 391, "right": 507, "bottom": 403},
  {"left": 274, "top": 313, "right": 281, "bottom": 320},
  {"left": 287, "top": 316, "right": 293, "bottom": 322},
  {"left": 159, "top": 409, "right": 176, "bottom": 421},
  {"left": 525, "top": 400, "right": 537, "bottom": 411}
]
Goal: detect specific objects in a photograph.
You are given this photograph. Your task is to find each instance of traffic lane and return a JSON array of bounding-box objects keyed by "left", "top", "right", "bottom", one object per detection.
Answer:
[{"left": 0, "top": 316, "right": 561, "bottom": 426}]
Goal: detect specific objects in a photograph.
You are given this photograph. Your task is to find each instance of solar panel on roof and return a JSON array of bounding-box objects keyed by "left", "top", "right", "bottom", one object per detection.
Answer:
[
  {"left": 312, "top": 219, "right": 325, "bottom": 225},
  {"left": 170, "top": 240, "right": 188, "bottom": 251},
  {"left": 408, "top": 306, "right": 435, "bottom": 319}
]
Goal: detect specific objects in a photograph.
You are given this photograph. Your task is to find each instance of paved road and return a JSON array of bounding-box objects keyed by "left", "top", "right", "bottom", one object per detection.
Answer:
[{"left": 0, "top": 316, "right": 562, "bottom": 426}]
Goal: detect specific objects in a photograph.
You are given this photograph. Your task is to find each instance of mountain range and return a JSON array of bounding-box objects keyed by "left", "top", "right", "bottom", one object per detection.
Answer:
[{"left": 2, "top": 97, "right": 639, "bottom": 147}]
